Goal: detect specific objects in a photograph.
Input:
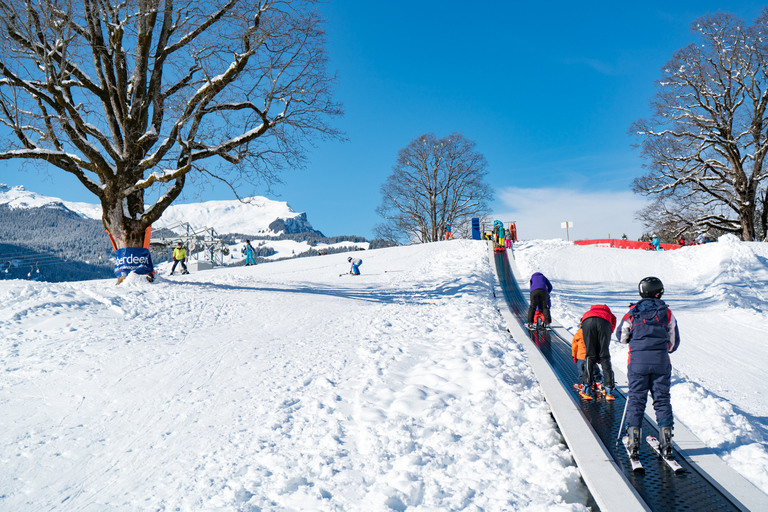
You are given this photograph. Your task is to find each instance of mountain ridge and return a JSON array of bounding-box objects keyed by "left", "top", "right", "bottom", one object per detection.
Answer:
[{"left": 0, "top": 183, "right": 319, "bottom": 236}]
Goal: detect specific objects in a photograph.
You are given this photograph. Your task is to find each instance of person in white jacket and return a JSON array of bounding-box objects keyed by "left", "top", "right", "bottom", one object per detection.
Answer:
[{"left": 347, "top": 256, "right": 362, "bottom": 275}]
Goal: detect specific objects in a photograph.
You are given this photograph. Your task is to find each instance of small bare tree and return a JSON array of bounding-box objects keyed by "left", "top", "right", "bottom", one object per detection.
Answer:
[
  {"left": 0, "top": 0, "right": 341, "bottom": 251},
  {"left": 631, "top": 11, "right": 768, "bottom": 241},
  {"left": 375, "top": 133, "right": 492, "bottom": 244}
]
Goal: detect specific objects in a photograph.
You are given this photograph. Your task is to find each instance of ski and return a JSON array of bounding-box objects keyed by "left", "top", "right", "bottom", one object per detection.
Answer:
[
  {"left": 646, "top": 435, "right": 684, "bottom": 472},
  {"left": 622, "top": 436, "right": 644, "bottom": 472}
]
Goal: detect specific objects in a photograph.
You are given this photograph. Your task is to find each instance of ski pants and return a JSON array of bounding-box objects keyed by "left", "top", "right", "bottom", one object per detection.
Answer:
[
  {"left": 351, "top": 263, "right": 361, "bottom": 275},
  {"left": 627, "top": 362, "right": 673, "bottom": 428},
  {"left": 171, "top": 258, "right": 187, "bottom": 273},
  {"left": 246, "top": 253, "right": 256, "bottom": 265},
  {"left": 581, "top": 316, "right": 614, "bottom": 389},
  {"left": 527, "top": 288, "right": 551, "bottom": 324}
]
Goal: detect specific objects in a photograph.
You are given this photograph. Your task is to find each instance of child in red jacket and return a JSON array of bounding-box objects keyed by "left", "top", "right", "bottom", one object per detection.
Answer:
[{"left": 577, "top": 304, "right": 617, "bottom": 401}]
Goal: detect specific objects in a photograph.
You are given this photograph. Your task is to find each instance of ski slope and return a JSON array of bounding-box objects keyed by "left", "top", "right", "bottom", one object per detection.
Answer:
[
  {"left": 1, "top": 237, "right": 766, "bottom": 510},
  {"left": 0, "top": 241, "right": 588, "bottom": 511}
]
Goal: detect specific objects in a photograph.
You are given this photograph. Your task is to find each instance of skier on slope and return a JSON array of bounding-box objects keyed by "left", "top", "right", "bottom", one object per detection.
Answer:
[
  {"left": 347, "top": 256, "right": 362, "bottom": 275},
  {"left": 576, "top": 304, "right": 616, "bottom": 401},
  {"left": 526, "top": 272, "right": 552, "bottom": 329},
  {"left": 617, "top": 277, "right": 681, "bottom": 460},
  {"left": 243, "top": 240, "right": 256, "bottom": 266},
  {"left": 169, "top": 242, "right": 189, "bottom": 275}
]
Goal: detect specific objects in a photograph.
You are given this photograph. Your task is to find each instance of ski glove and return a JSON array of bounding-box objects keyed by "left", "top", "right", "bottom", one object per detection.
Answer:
[{"left": 573, "top": 357, "right": 577, "bottom": 364}]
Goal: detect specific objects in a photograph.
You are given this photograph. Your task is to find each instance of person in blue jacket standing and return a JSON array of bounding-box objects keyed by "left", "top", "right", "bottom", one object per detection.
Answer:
[
  {"left": 243, "top": 240, "right": 256, "bottom": 266},
  {"left": 617, "top": 276, "right": 681, "bottom": 460},
  {"left": 526, "top": 272, "right": 552, "bottom": 328}
]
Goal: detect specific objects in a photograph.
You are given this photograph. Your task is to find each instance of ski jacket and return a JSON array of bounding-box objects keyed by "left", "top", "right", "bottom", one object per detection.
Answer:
[
  {"left": 530, "top": 272, "right": 552, "bottom": 293},
  {"left": 350, "top": 258, "right": 362, "bottom": 266},
  {"left": 580, "top": 304, "right": 616, "bottom": 331},
  {"left": 244, "top": 244, "right": 255, "bottom": 256},
  {"left": 571, "top": 328, "right": 586, "bottom": 360},
  {"left": 173, "top": 247, "right": 186, "bottom": 260},
  {"left": 617, "top": 298, "right": 680, "bottom": 367}
]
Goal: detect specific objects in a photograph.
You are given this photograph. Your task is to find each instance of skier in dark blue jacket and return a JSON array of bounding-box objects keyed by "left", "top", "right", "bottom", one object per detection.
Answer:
[
  {"left": 526, "top": 272, "right": 552, "bottom": 328},
  {"left": 617, "top": 276, "right": 681, "bottom": 460}
]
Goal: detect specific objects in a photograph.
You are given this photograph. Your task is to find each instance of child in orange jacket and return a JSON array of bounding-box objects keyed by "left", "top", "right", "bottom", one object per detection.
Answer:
[{"left": 571, "top": 328, "right": 603, "bottom": 392}]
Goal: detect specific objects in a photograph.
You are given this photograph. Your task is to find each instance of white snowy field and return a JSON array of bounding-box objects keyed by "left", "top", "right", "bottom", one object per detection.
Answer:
[
  {"left": 0, "top": 241, "right": 589, "bottom": 512},
  {"left": 514, "top": 235, "right": 768, "bottom": 494}
]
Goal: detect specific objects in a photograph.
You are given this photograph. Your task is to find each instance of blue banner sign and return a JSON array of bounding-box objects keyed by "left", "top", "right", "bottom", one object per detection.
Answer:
[{"left": 114, "top": 248, "right": 154, "bottom": 277}]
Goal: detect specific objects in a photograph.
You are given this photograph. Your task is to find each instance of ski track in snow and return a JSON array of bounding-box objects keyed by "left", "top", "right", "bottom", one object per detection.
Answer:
[
  {"left": 514, "top": 235, "right": 768, "bottom": 494},
  {"left": 0, "top": 241, "right": 590, "bottom": 511}
]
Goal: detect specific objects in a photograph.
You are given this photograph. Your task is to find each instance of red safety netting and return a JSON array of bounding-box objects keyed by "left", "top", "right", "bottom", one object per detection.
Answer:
[{"left": 573, "top": 239, "right": 682, "bottom": 251}]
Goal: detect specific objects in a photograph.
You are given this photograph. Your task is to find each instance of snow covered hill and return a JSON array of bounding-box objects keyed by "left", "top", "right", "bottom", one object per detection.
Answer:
[
  {"left": 0, "top": 241, "right": 589, "bottom": 511},
  {"left": 1, "top": 238, "right": 766, "bottom": 510},
  {"left": 0, "top": 183, "right": 317, "bottom": 236}
]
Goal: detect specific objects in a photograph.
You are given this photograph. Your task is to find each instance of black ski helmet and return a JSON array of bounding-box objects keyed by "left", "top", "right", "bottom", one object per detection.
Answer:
[
  {"left": 347, "top": 257, "right": 352, "bottom": 262},
  {"left": 638, "top": 277, "right": 664, "bottom": 298}
]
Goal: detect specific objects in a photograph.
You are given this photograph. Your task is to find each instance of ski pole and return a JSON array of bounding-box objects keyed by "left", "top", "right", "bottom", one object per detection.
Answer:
[{"left": 616, "top": 391, "right": 630, "bottom": 446}]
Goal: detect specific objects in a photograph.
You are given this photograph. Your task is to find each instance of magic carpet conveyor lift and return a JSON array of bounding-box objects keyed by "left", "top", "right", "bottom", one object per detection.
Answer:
[{"left": 489, "top": 245, "right": 768, "bottom": 512}]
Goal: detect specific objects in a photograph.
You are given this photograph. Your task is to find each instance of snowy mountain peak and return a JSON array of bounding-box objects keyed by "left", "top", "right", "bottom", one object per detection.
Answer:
[{"left": 0, "top": 185, "right": 319, "bottom": 236}]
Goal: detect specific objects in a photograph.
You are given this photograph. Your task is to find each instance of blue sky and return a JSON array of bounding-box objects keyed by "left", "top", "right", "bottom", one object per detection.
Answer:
[{"left": 2, "top": 1, "right": 765, "bottom": 240}]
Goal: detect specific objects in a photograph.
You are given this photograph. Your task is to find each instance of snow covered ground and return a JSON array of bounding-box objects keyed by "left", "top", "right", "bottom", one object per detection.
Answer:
[
  {"left": 2, "top": 237, "right": 767, "bottom": 511},
  {"left": 0, "top": 241, "right": 589, "bottom": 511},
  {"left": 514, "top": 235, "right": 768, "bottom": 494}
]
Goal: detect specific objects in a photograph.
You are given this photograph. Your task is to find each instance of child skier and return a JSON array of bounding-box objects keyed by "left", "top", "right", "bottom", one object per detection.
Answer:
[
  {"left": 617, "top": 277, "right": 681, "bottom": 460},
  {"left": 526, "top": 272, "right": 552, "bottom": 329},
  {"left": 571, "top": 327, "right": 604, "bottom": 393},
  {"left": 577, "top": 304, "right": 616, "bottom": 401},
  {"left": 347, "top": 256, "right": 362, "bottom": 275}
]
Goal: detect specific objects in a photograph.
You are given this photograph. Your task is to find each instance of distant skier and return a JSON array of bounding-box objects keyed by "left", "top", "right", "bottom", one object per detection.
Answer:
[
  {"left": 650, "top": 234, "right": 662, "bottom": 251},
  {"left": 243, "top": 240, "right": 256, "bottom": 266},
  {"left": 576, "top": 304, "right": 616, "bottom": 401},
  {"left": 169, "top": 242, "right": 189, "bottom": 275},
  {"left": 617, "top": 277, "right": 681, "bottom": 460},
  {"left": 526, "top": 272, "right": 552, "bottom": 329},
  {"left": 347, "top": 256, "right": 362, "bottom": 275}
]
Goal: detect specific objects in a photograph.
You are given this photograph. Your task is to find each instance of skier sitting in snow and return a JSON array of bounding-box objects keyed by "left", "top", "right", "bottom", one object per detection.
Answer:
[
  {"left": 650, "top": 235, "right": 662, "bottom": 251},
  {"left": 617, "top": 277, "right": 681, "bottom": 460},
  {"left": 347, "top": 256, "right": 362, "bottom": 275},
  {"left": 577, "top": 304, "right": 616, "bottom": 401},
  {"left": 169, "top": 242, "right": 189, "bottom": 275},
  {"left": 526, "top": 272, "right": 552, "bottom": 329},
  {"left": 571, "top": 327, "right": 604, "bottom": 394}
]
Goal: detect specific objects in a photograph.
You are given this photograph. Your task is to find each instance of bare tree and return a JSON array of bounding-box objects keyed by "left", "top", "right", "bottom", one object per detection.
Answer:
[
  {"left": 0, "top": 0, "right": 341, "bottom": 250},
  {"left": 630, "top": 11, "right": 768, "bottom": 241},
  {"left": 375, "top": 133, "right": 492, "bottom": 244}
]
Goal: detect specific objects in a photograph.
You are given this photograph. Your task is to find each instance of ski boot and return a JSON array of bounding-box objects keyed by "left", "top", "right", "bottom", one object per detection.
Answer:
[
  {"left": 578, "top": 384, "right": 593, "bottom": 401},
  {"left": 659, "top": 426, "right": 674, "bottom": 459},
  {"left": 603, "top": 385, "right": 615, "bottom": 401},
  {"left": 627, "top": 426, "right": 641, "bottom": 459}
]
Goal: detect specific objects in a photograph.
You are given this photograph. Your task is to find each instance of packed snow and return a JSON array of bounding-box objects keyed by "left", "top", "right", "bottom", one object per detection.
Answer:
[
  {"left": 0, "top": 241, "right": 589, "bottom": 511},
  {"left": 514, "top": 235, "right": 768, "bottom": 494}
]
